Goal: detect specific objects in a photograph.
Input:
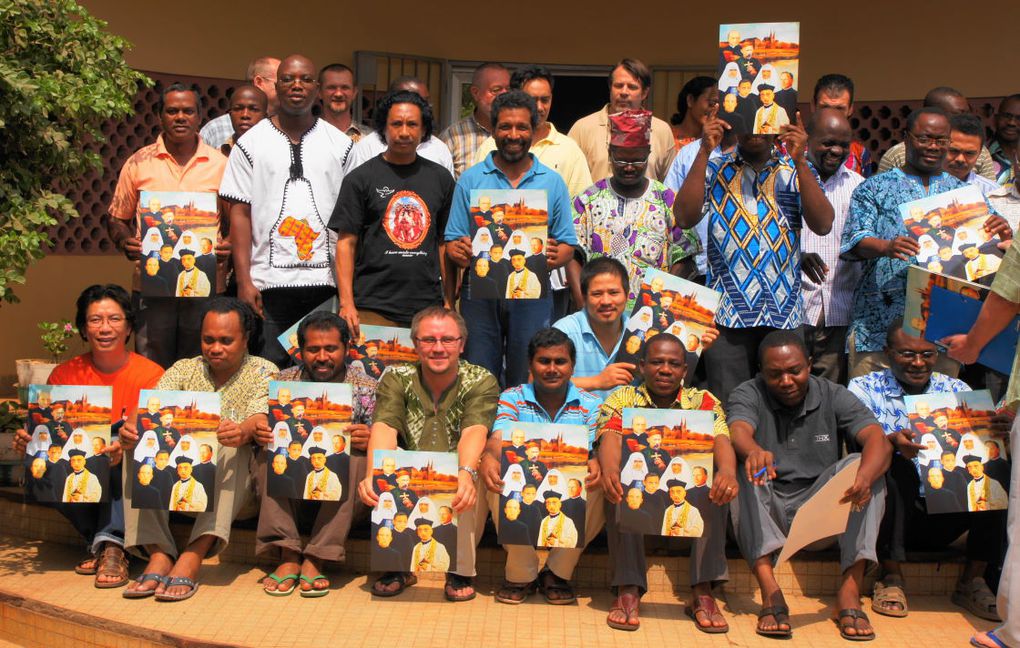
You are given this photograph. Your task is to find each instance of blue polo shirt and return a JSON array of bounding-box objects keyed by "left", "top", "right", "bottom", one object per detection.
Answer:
[
  {"left": 444, "top": 152, "right": 577, "bottom": 245},
  {"left": 553, "top": 310, "right": 623, "bottom": 401},
  {"left": 494, "top": 381, "right": 601, "bottom": 446}
]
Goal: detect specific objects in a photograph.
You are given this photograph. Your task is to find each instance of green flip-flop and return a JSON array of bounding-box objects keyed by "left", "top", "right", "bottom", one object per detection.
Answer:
[
  {"left": 299, "top": 574, "right": 330, "bottom": 598},
  {"left": 263, "top": 573, "right": 300, "bottom": 597}
]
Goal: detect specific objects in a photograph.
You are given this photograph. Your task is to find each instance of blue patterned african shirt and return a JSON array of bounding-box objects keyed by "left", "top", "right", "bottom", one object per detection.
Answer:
[
  {"left": 703, "top": 149, "right": 810, "bottom": 328},
  {"left": 840, "top": 169, "right": 967, "bottom": 353}
]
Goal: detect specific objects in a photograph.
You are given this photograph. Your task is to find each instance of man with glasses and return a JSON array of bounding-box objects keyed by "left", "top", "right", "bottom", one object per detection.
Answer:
[
  {"left": 849, "top": 319, "right": 1004, "bottom": 624},
  {"left": 220, "top": 55, "right": 354, "bottom": 368},
  {"left": 841, "top": 107, "right": 1010, "bottom": 379},
  {"left": 358, "top": 305, "right": 499, "bottom": 602},
  {"left": 439, "top": 62, "right": 510, "bottom": 178},
  {"left": 990, "top": 94, "right": 1020, "bottom": 186}
]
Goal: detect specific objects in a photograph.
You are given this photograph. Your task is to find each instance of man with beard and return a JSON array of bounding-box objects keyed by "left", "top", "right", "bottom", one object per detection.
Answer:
[
  {"left": 944, "top": 114, "right": 1001, "bottom": 196},
  {"left": 678, "top": 106, "right": 833, "bottom": 406},
  {"left": 254, "top": 311, "right": 377, "bottom": 597},
  {"left": 642, "top": 431, "right": 670, "bottom": 475},
  {"left": 445, "top": 91, "right": 576, "bottom": 387},
  {"left": 390, "top": 470, "right": 418, "bottom": 515},
  {"left": 47, "top": 403, "right": 72, "bottom": 443},
  {"left": 800, "top": 108, "right": 865, "bottom": 385},
  {"left": 517, "top": 442, "right": 548, "bottom": 486},
  {"left": 318, "top": 63, "right": 372, "bottom": 142}
]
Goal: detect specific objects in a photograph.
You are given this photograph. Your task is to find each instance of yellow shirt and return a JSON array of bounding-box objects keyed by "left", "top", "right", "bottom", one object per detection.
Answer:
[
  {"left": 471, "top": 123, "right": 593, "bottom": 197},
  {"left": 567, "top": 105, "right": 676, "bottom": 183}
]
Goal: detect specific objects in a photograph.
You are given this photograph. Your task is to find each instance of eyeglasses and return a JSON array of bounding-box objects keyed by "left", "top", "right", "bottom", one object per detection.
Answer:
[
  {"left": 907, "top": 132, "right": 950, "bottom": 147},
  {"left": 894, "top": 349, "right": 937, "bottom": 360},
  {"left": 85, "top": 315, "right": 126, "bottom": 328},
  {"left": 997, "top": 111, "right": 1020, "bottom": 124},
  {"left": 609, "top": 155, "right": 650, "bottom": 168},
  {"left": 414, "top": 336, "right": 462, "bottom": 348}
]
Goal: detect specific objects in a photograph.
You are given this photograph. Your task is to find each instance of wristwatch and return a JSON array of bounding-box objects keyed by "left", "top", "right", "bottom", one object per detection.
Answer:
[{"left": 459, "top": 465, "right": 478, "bottom": 479}]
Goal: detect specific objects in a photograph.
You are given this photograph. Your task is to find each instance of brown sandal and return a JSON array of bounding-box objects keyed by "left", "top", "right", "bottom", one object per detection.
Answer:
[
  {"left": 686, "top": 594, "right": 729, "bottom": 634},
  {"left": 607, "top": 591, "right": 640, "bottom": 631},
  {"left": 74, "top": 554, "right": 98, "bottom": 576},
  {"left": 94, "top": 545, "right": 129, "bottom": 589}
]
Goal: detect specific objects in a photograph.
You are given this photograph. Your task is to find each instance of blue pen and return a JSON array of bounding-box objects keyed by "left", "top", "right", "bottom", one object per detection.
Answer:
[{"left": 753, "top": 463, "right": 776, "bottom": 480}]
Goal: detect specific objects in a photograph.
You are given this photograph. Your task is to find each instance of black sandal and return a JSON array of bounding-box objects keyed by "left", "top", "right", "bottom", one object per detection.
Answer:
[
  {"left": 537, "top": 569, "right": 576, "bottom": 605},
  {"left": 836, "top": 608, "right": 875, "bottom": 642},
  {"left": 495, "top": 579, "right": 536, "bottom": 604},
  {"left": 372, "top": 571, "right": 416, "bottom": 597},
  {"left": 757, "top": 604, "right": 792, "bottom": 638},
  {"left": 444, "top": 573, "right": 476, "bottom": 602}
]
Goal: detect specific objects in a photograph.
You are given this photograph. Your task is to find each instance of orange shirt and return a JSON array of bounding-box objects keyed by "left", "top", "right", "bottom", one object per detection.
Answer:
[
  {"left": 48, "top": 352, "right": 163, "bottom": 423},
  {"left": 108, "top": 134, "right": 227, "bottom": 289}
]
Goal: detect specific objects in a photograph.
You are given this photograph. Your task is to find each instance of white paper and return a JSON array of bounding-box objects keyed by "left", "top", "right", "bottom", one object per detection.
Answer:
[{"left": 775, "top": 457, "right": 861, "bottom": 566}]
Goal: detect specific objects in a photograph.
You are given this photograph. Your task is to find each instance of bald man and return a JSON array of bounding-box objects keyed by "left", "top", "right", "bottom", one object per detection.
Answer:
[
  {"left": 220, "top": 54, "right": 354, "bottom": 368},
  {"left": 801, "top": 108, "right": 864, "bottom": 385},
  {"left": 201, "top": 56, "right": 280, "bottom": 149}
]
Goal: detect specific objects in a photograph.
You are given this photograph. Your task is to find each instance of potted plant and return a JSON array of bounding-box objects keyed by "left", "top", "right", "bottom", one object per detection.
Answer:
[{"left": 15, "top": 320, "right": 79, "bottom": 389}]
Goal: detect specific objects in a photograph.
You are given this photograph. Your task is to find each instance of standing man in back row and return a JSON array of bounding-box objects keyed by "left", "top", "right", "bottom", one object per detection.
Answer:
[
  {"left": 569, "top": 59, "right": 675, "bottom": 182},
  {"left": 318, "top": 63, "right": 373, "bottom": 143},
  {"left": 200, "top": 56, "right": 280, "bottom": 150},
  {"left": 440, "top": 62, "right": 510, "bottom": 178}
]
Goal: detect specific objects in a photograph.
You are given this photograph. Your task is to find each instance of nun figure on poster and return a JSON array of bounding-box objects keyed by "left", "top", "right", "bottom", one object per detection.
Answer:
[
  {"left": 60, "top": 430, "right": 94, "bottom": 461},
  {"left": 140, "top": 227, "right": 165, "bottom": 257},
  {"left": 916, "top": 234, "right": 939, "bottom": 264},
  {"left": 659, "top": 456, "right": 693, "bottom": 490},
  {"left": 270, "top": 421, "right": 292, "bottom": 453},
  {"left": 408, "top": 496, "right": 439, "bottom": 526},
  {"left": 751, "top": 63, "right": 778, "bottom": 94},
  {"left": 955, "top": 433, "right": 989, "bottom": 467},
  {"left": 501, "top": 464, "right": 527, "bottom": 497},
  {"left": 26, "top": 426, "right": 53, "bottom": 457},
  {"left": 133, "top": 430, "right": 160, "bottom": 463},
  {"left": 917, "top": 433, "right": 944, "bottom": 469},
  {"left": 625, "top": 307, "right": 655, "bottom": 341},
  {"left": 172, "top": 229, "right": 199, "bottom": 259},
  {"left": 536, "top": 468, "right": 568, "bottom": 501},
  {"left": 372, "top": 492, "right": 398, "bottom": 527},
  {"left": 301, "top": 426, "right": 330, "bottom": 458},
  {"left": 718, "top": 63, "right": 742, "bottom": 92},
  {"left": 168, "top": 434, "right": 201, "bottom": 465},
  {"left": 472, "top": 228, "right": 494, "bottom": 257},
  {"left": 620, "top": 452, "right": 650, "bottom": 486}
]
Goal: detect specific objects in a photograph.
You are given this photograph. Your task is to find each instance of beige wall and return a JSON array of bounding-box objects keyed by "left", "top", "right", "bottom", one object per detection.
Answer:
[{"left": 82, "top": 0, "right": 1020, "bottom": 101}]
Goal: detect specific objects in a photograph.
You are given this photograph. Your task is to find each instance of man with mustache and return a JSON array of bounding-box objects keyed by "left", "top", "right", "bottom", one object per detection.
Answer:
[
  {"left": 329, "top": 90, "right": 455, "bottom": 335},
  {"left": 989, "top": 94, "right": 1020, "bottom": 186},
  {"left": 253, "top": 311, "right": 377, "bottom": 597},
  {"left": 318, "top": 63, "right": 372, "bottom": 142}
]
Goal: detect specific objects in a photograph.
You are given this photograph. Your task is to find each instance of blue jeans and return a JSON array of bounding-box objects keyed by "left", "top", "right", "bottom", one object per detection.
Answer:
[
  {"left": 459, "top": 297, "right": 552, "bottom": 388},
  {"left": 56, "top": 470, "right": 124, "bottom": 553}
]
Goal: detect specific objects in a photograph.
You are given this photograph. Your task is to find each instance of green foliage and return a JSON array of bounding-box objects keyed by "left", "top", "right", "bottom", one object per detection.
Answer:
[
  {"left": 38, "top": 319, "right": 77, "bottom": 363},
  {"left": 0, "top": 0, "right": 150, "bottom": 304}
]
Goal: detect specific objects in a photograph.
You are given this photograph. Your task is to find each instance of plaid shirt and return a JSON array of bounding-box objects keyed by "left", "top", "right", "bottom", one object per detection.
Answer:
[
  {"left": 199, "top": 114, "right": 234, "bottom": 151},
  {"left": 438, "top": 114, "right": 490, "bottom": 178}
]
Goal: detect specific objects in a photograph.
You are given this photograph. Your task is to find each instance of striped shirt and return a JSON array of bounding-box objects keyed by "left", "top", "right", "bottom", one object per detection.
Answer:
[
  {"left": 494, "top": 382, "right": 601, "bottom": 447},
  {"left": 802, "top": 162, "right": 864, "bottom": 326},
  {"left": 438, "top": 114, "right": 490, "bottom": 179}
]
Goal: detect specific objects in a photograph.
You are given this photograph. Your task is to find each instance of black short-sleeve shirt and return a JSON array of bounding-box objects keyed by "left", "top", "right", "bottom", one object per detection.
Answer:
[
  {"left": 328, "top": 154, "right": 454, "bottom": 323},
  {"left": 727, "top": 375, "right": 878, "bottom": 488}
]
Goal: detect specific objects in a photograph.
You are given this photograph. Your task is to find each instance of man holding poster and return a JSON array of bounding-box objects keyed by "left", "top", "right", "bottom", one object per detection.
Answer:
[{"left": 597, "top": 333, "right": 736, "bottom": 634}]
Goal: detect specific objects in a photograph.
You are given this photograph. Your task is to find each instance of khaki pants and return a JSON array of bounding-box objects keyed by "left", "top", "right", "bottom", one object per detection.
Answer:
[
  {"left": 450, "top": 476, "right": 488, "bottom": 577},
  {"left": 123, "top": 444, "right": 254, "bottom": 559},
  {"left": 253, "top": 450, "right": 369, "bottom": 563},
  {"left": 486, "top": 486, "right": 605, "bottom": 583}
]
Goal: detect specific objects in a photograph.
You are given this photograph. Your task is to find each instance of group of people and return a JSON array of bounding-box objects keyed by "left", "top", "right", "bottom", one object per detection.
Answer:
[
  {"left": 11, "top": 52, "right": 1020, "bottom": 647},
  {"left": 24, "top": 409, "right": 109, "bottom": 505}
]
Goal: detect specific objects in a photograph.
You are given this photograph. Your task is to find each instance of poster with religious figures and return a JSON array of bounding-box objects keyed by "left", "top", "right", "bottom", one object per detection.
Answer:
[
  {"left": 276, "top": 296, "right": 338, "bottom": 362},
  {"left": 615, "top": 268, "right": 721, "bottom": 374},
  {"left": 903, "top": 265, "right": 1019, "bottom": 375},
  {"left": 132, "top": 390, "right": 220, "bottom": 512},
  {"left": 24, "top": 385, "right": 113, "bottom": 504},
  {"left": 617, "top": 408, "right": 715, "bottom": 537},
  {"left": 267, "top": 381, "right": 353, "bottom": 502},
  {"left": 900, "top": 185, "right": 1003, "bottom": 285},
  {"left": 137, "top": 191, "right": 219, "bottom": 298},
  {"left": 348, "top": 325, "right": 416, "bottom": 381},
  {"left": 497, "top": 422, "right": 590, "bottom": 548},
  {"left": 371, "top": 449, "right": 459, "bottom": 574},
  {"left": 467, "top": 189, "right": 549, "bottom": 300},
  {"left": 717, "top": 22, "right": 800, "bottom": 135},
  {"left": 904, "top": 390, "right": 1009, "bottom": 515}
]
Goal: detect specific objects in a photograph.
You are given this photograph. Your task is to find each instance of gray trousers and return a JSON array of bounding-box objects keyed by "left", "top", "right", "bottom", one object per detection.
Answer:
[
  {"left": 253, "top": 451, "right": 369, "bottom": 563},
  {"left": 605, "top": 497, "right": 729, "bottom": 593},
  {"left": 733, "top": 453, "right": 885, "bottom": 573}
]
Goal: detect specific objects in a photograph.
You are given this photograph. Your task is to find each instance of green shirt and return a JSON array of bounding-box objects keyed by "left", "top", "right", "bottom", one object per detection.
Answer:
[
  {"left": 991, "top": 243, "right": 1020, "bottom": 409},
  {"left": 372, "top": 360, "right": 499, "bottom": 451}
]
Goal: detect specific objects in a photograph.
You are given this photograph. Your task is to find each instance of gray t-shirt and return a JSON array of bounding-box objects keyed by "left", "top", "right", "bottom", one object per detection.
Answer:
[{"left": 728, "top": 375, "right": 878, "bottom": 489}]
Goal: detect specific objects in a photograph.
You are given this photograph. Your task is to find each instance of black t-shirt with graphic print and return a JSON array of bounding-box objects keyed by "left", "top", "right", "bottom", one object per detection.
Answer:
[{"left": 328, "top": 154, "right": 454, "bottom": 324}]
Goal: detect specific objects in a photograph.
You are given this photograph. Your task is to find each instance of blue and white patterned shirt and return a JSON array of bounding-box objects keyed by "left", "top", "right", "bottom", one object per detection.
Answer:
[
  {"left": 493, "top": 382, "right": 601, "bottom": 447},
  {"left": 840, "top": 169, "right": 967, "bottom": 353}
]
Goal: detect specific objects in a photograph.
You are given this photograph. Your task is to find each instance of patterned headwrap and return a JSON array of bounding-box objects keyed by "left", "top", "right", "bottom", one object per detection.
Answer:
[{"left": 609, "top": 109, "right": 652, "bottom": 147}]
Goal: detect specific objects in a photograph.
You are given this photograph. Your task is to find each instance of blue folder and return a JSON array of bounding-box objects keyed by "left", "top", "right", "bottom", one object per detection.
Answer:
[{"left": 925, "top": 286, "right": 1020, "bottom": 375}]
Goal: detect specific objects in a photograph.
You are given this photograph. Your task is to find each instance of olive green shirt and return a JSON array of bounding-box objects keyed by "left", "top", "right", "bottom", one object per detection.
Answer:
[
  {"left": 990, "top": 243, "right": 1020, "bottom": 409},
  {"left": 372, "top": 360, "right": 499, "bottom": 451}
]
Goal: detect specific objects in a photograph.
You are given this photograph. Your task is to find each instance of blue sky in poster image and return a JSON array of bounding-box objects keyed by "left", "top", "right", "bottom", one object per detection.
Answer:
[
  {"left": 374, "top": 449, "right": 459, "bottom": 475},
  {"left": 138, "top": 389, "right": 220, "bottom": 415}
]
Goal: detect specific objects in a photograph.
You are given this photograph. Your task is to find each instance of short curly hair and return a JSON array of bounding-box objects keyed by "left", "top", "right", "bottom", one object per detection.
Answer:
[{"left": 373, "top": 90, "right": 434, "bottom": 145}]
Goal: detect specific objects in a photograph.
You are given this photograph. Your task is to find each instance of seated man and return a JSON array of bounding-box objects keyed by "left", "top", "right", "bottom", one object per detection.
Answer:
[
  {"left": 120, "top": 297, "right": 276, "bottom": 602},
  {"left": 480, "top": 328, "right": 603, "bottom": 605},
  {"left": 597, "top": 333, "right": 737, "bottom": 634},
  {"left": 729, "top": 331, "right": 891, "bottom": 641},
  {"left": 12, "top": 285, "right": 164, "bottom": 588},
  {"left": 849, "top": 319, "right": 1004, "bottom": 622},
  {"left": 358, "top": 306, "right": 499, "bottom": 602},
  {"left": 253, "top": 311, "right": 377, "bottom": 598}
]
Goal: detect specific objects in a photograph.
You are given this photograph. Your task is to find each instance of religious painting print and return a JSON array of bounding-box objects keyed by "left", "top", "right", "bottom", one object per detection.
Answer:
[
  {"left": 138, "top": 191, "right": 219, "bottom": 298},
  {"left": 132, "top": 390, "right": 220, "bottom": 512},
  {"left": 903, "top": 265, "right": 1019, "bottom": 375},
  {"left": 497, "top": 422, "right": 590, "bottom": 548},
  {"left": 382, "top": 190, "right": 431, "bottom": 250},
  {"left": 467, "top": 189, "right": 549, "bottom": 300},
  {"left": 617, "top": 408, "right": 716, "bottom": 537},
  {"left": 276, "top": 296, "right": 338, "bottom": 362},
  {"left": 900, "top": 185, "right": 1003, "bottom": 285},
  {"left": 717, "top": 22, "right": 800, "bottom": 135},
  {"left": 371, "top": 449, "right": 459, "bottom": 574},
  {"left": 348, "top": 325, "right": 416, "bottom": 381},
  {"left": 904, "top": 390, "right": 1009, "bottom": 515},
  {"left": 267, "top": 381, "right": 353, "bottom": 502},
  {"left": 616, "top": 268, "right": 721, "bottom": 373},
  {"left": 24, "top": 385, "right": 113, "bottom": 504}
]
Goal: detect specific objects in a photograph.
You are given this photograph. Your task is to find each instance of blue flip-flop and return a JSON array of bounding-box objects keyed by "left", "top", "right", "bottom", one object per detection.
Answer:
[
  {"left": 154, "top": 576, "right": 199, "bottom": 602},
  {"left": 971, "top": 629, "right": 1009, "bottom": 648},
  {"left": 122, "top": 573, "right": 167, "bottom": 599}
]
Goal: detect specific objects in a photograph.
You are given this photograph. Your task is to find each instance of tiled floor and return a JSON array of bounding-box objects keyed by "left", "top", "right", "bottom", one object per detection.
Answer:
[{"left": 0, "top": 534, "right": 997, "bottom": 648}]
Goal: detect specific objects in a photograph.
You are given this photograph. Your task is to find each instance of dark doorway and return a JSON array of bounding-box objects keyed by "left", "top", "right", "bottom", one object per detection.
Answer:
[{"left": 548, "top": 75, "right": 608, "bottom": 133}]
